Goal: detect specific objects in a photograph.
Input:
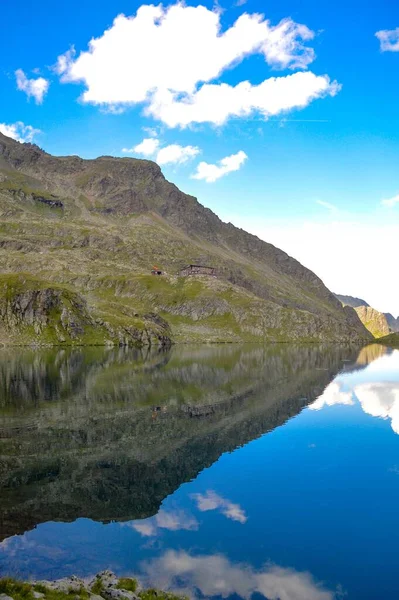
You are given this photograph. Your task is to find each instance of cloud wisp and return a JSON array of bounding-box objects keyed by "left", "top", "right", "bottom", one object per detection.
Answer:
[
  {"left": 376, "top": 28, "right": 399, "bottom": 52},
  {"left": 0, "top": 121, "right": 41, "bottom": 143},
  {"left": 191, "top": 490, "right": 247, "bottom": 523},
  {"left": 15, "top": 69, "right": 49, "bottom": 104},
  {"left": 192, "top": 150, "right": 247, "bottom": 182},
  {"left": 316, "top": 199, "right": 338, "bottom": 212},
  {"left": 56, "top": 3, "right": 340, "bottom": 127}
]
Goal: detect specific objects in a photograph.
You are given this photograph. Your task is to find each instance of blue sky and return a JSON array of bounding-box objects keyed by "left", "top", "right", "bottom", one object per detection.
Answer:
[{"left": 1, "top": 0, "right": 399, "bottom": 314}]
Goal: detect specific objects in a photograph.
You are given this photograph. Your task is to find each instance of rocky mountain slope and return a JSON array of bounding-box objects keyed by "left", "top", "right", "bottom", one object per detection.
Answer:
[
  {"left": 0, "top": 132, "right": 371, "bottom": 344},
  {"left": 335, "top": 293, "right": 399, "bottom": 338}
]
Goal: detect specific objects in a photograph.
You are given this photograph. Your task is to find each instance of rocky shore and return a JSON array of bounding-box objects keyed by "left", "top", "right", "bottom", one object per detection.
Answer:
[{"left": 0, "top": 571, "right": 184, "bottom": 600}]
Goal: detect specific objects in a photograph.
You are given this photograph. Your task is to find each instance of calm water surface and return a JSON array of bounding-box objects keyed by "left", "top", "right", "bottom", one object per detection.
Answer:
[{"left": 0, "top": 343, "right": 399, "bottom": 600}]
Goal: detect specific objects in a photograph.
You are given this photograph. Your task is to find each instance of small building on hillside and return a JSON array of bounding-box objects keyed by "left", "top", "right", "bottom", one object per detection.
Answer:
[{"left": 179, "top": 264, "right": 217, "bottom": 277}]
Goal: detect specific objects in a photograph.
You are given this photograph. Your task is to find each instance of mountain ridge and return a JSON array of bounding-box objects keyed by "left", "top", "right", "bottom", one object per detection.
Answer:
[
  {"left": 0, "top": 132, "right": 371, "bottom": 344},
  {"left": 335, "top": 293, "right": 399, "bottom": 338}
]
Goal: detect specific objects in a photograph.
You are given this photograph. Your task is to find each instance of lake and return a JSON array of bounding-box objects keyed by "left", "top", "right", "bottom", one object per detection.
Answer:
[{"left": 0, "top": 343, "right": 399, "bottom": 600}]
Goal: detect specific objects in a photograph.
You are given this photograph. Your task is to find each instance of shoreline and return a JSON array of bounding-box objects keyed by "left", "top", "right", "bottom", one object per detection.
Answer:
[{"left": 0, "top": 571, "right": 184, "bottom": 600}]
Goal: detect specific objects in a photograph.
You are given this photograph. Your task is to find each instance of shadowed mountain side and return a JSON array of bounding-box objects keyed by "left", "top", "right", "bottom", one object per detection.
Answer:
[
  {"left": 334, "top": 294, "right": 369, "bottom": 308},
  {"left": 0, "top": 133, "right": 371, "bottom": 343},
  {"left": 0, "top": 344, "right": 368, "bottom": 541}
]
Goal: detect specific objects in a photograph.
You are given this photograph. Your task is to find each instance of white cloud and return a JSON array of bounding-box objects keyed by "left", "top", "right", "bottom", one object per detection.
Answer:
[
  {"left": 142, "top": 126, "right": 159, "bottom": 138},
  {"left": 376, "top": 28, "right": 399, "bottom": 52},
  {"left": 192, "top": 490, "right": 247, "bottom": 523},
  {"left": 127, "top": 509, "right": 198, "bottom": 537},
  {"left": 54, "top": 48, "right": 76, "bottom": 74},
  {"left": 147, "top": 71, "right": 340, "bottom": 127},
  {"left": 15, "top": 69, "right": 49, "bottom": 104},
  {"left": 56, "top": 4, "right": 339, "bottom": 127},
  {"left": 122, "top": 137, "right": 160, "bottom": 155},
  {"left": 122, "top": 137, "right": 200, "bottom": 165},
  {"left": 0, "top": 121, "right": 41, "bottom": 143},
  {"left": 157, "top": 144, "right": 200, "bottom": 165},
  {"left": 381, "top": 193, "right": 399, "bottom": 208},
  {"left": 192, "top": 150, "right": 247, "bottom": 182},
  {"left": 140, "top": 550, "right": 335, "bottom": 600}
]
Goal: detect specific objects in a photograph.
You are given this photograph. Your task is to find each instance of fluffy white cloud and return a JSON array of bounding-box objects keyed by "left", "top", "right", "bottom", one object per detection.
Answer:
[
  {"left": 140, "top": 550, "right": 335, "bottom": 600},
  {"left": 191, "top": 490, "right": 247, "bottom": 523},
  {"left": 376, "top": 28, "right": 399, "bottom": 52},
  {"left": 123, "top": 137, "right": 160, "bottom": 155},
  {"left": 56, "top": 4, "right": 339, "bottom": 126},
  {"left": 15, "top": 69, "right": 49, "bottom": 104},
  {"left": 126, "top": 509, "right": 198, "bottom": 537},
  {"left": 157, "top": 144, "right": 200, "bottom": 165},
  {"left": 192, "top": 150, "right": 247, "bottom": 182},
  {"left": 147, "top": 72, "right": 340, "bottom": 127},
  {"left": 122, "top": 137, "right": 200, "bottom": 166},
  {"left": 381, "top": 193, "right": 399, "bottom": 208},
  {"left": 0, "top": 121, "right": 41, "bottom": 143}
]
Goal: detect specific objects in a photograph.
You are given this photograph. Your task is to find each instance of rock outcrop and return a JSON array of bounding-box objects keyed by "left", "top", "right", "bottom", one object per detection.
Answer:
[
  {"left": 0, "top": 571, "right": 182, "bottom": 600},
  {"left": 0, "top": 275, "right": 171, "bottom": 347},
  {"left": 353, "top": 306, "right": 391, "bottom": 339}
]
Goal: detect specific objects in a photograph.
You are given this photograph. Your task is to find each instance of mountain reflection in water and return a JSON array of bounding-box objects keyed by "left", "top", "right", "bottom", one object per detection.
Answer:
[
  {"left": 1, "top": 343, "right": 399, "bottom": 600},
  {"left": 0, "top": 344, "right": 367, "bottom": 541}
]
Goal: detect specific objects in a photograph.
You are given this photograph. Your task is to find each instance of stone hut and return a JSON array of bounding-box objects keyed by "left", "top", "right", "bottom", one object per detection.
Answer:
[{"left": 179, "top": 264, "right": 217, "bottom": 277}]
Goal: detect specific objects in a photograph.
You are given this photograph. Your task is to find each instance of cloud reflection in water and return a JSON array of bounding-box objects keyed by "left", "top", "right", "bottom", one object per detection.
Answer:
[{"left": 140, "top": 550, "right": 336, "bottom": 600}]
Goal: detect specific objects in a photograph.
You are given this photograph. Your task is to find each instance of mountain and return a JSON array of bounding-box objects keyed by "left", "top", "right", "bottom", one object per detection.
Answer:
[
  {"left": 0, "top": 343, "right": 370, "bottom": 542},
  {"left": 334, "top": 294, "right": 370, "bottom": 308},
  {"left": 0, "top": 132, "right": 371, "bottom": 344},
  {"left": 352, "top": 306, "right": 391, "bottom": 338},
  {"left": 384, "top": 313, "right": 399, "bottom": 333},
  {"left": 335, "top": 293, "right": 399, "bottom": 338}
]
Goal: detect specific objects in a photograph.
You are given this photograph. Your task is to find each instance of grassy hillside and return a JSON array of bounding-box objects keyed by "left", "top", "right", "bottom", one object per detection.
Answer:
[
  {"left": 0, "top": 133, "right": 372, "bottom": 345},
  {"left": 374, "top": 333, "right": 399, "bottom": 348}
]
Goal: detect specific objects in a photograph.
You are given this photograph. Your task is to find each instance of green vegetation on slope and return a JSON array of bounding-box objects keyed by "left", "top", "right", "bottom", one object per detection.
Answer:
[
  {"left": 374, "top": 333, "right": 399, "bottom": 348},
  {"left": 0, "top": 576, "right": 185, "bottom": 600}
]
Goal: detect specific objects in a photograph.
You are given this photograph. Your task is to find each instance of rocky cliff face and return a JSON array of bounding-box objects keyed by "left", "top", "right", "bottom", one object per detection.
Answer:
[
  {"left": 335, "top": 293, "right": 398, "bottom": 339},
  {"left": 0, "top": 275, "right": 171, "bottom": 347},
  {"left": 354, "top": 306, "right": 391, "bottom": 338},
  {"left": 0, "top": 132, "right": 371, "bottom": 344}
]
